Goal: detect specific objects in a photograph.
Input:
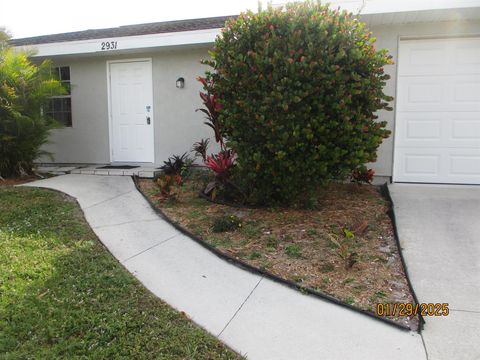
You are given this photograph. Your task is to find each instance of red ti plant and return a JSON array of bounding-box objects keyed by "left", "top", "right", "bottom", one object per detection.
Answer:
[
  {"left": 205, "top": 149, "right": 235, "bottom": 182},
  {"left": 196, "top": 76, "right": 225, "bottom": 151}
]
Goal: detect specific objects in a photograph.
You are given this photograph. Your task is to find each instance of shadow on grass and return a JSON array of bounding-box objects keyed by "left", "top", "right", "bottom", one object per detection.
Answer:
[{"left": 0, "top": 187, "right": 239, "bottom": 359}]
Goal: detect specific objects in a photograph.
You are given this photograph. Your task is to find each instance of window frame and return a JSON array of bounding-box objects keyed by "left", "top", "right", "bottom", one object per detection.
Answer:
[{"left": 47, "top": 66, "right": 72, "bottom": 127}]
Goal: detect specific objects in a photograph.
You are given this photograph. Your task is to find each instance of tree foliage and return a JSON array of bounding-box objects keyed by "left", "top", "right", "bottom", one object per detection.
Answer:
[
  {"left": 201, "top": 1, "right": 393, "bottom": 205},
  {"left": 0, "top": 27, "right": 10, "bottom": 51},
  {"left": 0, "top": 45, "right": 65, "bottom": 177}
]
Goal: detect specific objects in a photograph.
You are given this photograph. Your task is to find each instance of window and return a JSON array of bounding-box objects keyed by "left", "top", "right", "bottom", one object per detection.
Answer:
[{"left": 47, "top": 66, "right": 72, "bottom": 127}]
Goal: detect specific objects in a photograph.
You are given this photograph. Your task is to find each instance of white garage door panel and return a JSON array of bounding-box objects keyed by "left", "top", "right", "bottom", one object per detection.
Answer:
[
  {"left": 396, "top": 112, "right": 480, "bottom": 148},
  {"left": 394, "top": 37, "right": 480, "bottom": 184},
  {"left": 397, "top": 76, "right": 480, "bottom": 112},
  {"left": 399, "top": 38, "right": 480, "bottom": 76},
  {"left": 395, "top": 148, "right": 480, "bottom": 183}
]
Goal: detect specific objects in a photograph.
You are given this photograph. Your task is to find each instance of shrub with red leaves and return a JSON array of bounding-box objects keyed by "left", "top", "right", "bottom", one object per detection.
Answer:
[
  {"left": 205, "top": 150, "right": 235, "bottom": 181},
  {"left": 196, "top": 76, "right": 224, "bottom": 150},
  {"left": 351, "top": 166, "right": 375, "bottom": 184},
  {"left": 156, "top": 174, "right": 183, "bottom": 197}
]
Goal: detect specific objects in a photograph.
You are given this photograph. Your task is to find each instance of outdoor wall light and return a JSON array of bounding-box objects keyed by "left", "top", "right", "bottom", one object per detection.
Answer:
[{"left": 176, "top": 77, "right": 185, "bottom": 89}]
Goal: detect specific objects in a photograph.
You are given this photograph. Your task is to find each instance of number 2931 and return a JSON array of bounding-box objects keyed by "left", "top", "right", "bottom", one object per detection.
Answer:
[{"left": 101, "top": 41, "right": 117, "bottom": 50}]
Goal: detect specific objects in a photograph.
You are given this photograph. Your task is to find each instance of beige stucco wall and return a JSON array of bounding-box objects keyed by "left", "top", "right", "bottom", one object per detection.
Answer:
[
  {"left": 42, "top": 19, "right": 480, "bottom": 176},
  {"left": 42, "top": 47, "right": 214, "bottom": 165},
  {"left": 368, "top": 19, "right": 480, "bottom": 177},
  {"left": 43, "top": 57, "right": 110, "bottom": 163}
]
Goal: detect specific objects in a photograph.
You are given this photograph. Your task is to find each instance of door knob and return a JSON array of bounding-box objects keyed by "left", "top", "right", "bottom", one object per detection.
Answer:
[{"left": 146, "top": 116, "right": 151, "bottom": 125}]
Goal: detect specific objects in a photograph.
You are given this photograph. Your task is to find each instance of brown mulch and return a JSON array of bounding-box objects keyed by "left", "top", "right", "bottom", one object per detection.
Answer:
[
  {"left": 0, "top": 176, "right": 39, "bottom": 186},
  {"left": 138, "top": 176, "right": 419, "bottom": 330}
]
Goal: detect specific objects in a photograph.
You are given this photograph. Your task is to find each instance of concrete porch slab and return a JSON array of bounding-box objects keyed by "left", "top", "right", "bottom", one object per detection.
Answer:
[
  {"left": 36, "top": 163, "right": 160, "bottom": 178},
  {"left": 36, "top": 165, "right": 79, "bottom": 174},
  {"left": 70, "top": 165, "right": 160, "bottom": 178}
]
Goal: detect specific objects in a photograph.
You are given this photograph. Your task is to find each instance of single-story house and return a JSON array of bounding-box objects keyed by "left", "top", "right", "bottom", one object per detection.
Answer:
[{"left": 11, "top": 0, "right": 480, "bottom": 184}]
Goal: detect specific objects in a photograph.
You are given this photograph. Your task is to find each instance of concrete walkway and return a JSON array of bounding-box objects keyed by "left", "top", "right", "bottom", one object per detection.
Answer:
[
  {"left": 389, "top": 184, "right": 480, "bottom": 360},
  {"left": 25, "top": 175, "right": 426, "bottom": 359}
]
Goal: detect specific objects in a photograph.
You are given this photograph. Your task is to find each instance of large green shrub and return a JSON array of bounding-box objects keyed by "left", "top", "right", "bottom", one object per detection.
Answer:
[
  {"left": 0, "top": 46, "right": 65, "bottom": 177},
  {"left": 202, "top": 1, "right": 392, "bottom": 205}
]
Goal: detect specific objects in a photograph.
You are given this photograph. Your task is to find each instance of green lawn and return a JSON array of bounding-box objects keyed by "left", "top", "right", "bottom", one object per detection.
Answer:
[{"left": 0, "top": 187, "right": 240, "bottom": 359}]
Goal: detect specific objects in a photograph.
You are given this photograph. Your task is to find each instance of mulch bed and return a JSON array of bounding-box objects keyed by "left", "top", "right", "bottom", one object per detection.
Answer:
[
  {"left": 0, "top": 176, "right": 39, "bottom": 186},
  {"left": 138, "top": 175, "right": 420, "bottom": 330}
]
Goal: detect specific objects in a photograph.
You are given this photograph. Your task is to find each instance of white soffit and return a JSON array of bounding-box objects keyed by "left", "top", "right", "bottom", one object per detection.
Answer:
[
  {"left": 328, "top": 0, "right": 480, "bottom": 25},
  {"left": 328, "top": 0, "right": 480, "bottom": 14},
  {"left": 360, "top": 7, "right": 480, "bottom": 26},
  {"left": 17, "top": 28, "right": 221, "bottom": 57}
]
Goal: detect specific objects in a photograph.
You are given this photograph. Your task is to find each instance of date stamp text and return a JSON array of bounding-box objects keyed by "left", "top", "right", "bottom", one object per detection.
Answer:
[{"left": 376, "top": 303, "right": 449, "bottom": 317}]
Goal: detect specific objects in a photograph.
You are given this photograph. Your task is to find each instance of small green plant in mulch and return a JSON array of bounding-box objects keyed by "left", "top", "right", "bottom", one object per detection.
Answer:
[
  {"left": 320, "top": 263, "right": 335, "bottom": 273},
  {"left": 291, "top": 275, "right": 307, "bottom": 284},
  {"left": 327, "top": 229, "right": 358, "bottom": 270},
  {"left": 306, "top": 229, "right": 318, "bottom": 236},
  {"left": 353, "top": 284, "right": 367, "bottom": 294},
  {"left": 343, "top": 227, "right": 355, "bottom": 240},
  {"left": 284, "top": 244, "right": 302, "bottom": 258},
  {"left": 212, "top": 215, "right": 242, "bottom": 233},
  {"left": 259, "top": 260, "right": 273, "bottom": 271},
  {"left": 241, "top": 222, "right": 262, "bottom": 239},
  {"left": 249, "top": 251, "right": 262, "bottom": 260},
  {"left": 266, "top": 236, "right": 279, "bottom": 250},
  {"left": 345, "top": 297, "right": 355, "bottom": 305}
]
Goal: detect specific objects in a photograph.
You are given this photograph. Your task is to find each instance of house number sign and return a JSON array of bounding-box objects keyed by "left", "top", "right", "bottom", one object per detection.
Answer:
[{"left": 101, "top": 41, "right": 118, "bottom": 50}]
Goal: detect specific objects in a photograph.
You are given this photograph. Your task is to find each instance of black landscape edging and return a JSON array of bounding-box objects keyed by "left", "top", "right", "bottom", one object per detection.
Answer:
[
  {"left": 133, "top": 176, "right": 420, "bottom": 332},
  {"left": 380, "top": 183, "right": 426, "bottom": 333}
]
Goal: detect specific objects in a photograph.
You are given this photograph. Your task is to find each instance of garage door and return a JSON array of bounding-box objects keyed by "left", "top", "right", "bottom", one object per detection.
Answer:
[{"left": 393, "top": 37, "right": 480, "bottom": 184}]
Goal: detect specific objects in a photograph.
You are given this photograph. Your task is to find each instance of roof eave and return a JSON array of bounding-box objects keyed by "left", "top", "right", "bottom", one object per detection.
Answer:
[{"left": 14, "top": 28, "right": 221, "bottom": 58}]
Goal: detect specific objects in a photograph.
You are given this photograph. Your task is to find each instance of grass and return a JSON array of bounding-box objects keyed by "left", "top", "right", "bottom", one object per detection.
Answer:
[
  {"left": 284, "top": 244, "right": 302, "bottom": 258},
  {"left": 138, "top": 173, "right": 420, "bottom": 331},
  {"left": 344, "top": 297, "right": 355, "bottom": 305},
  {"left": 0, "top": 187, "right": 240, "bottom": 359}
]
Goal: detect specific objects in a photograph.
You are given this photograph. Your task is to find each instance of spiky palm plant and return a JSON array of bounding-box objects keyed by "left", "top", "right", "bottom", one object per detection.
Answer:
[{"left": 0, "top": 45, "right": 65, "bottom": 177}]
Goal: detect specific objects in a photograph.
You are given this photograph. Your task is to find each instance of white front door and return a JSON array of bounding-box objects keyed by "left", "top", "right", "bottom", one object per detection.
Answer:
[
  {"left": 393, "top": 37, "right": 480, "bottom": 184},
  {"left": 109, "top": 60, "right": 154, "bottom": 162}
]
